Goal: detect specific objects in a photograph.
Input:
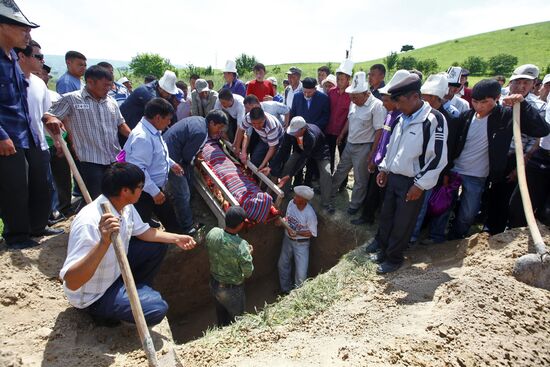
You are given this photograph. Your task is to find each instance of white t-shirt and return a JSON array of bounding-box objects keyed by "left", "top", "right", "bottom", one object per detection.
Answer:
[
  {"left": 347, "top": 94, "right": 386, "bottom": 144},
  {"left": 60, "top": 195, "right": 150, "bottom": 308},
  {"left": 285, "top": 200, "right": 317, "bottom": 240},
  {"left": 541, "top": 94, "right": 550, "bottom": 150},
  {"left": 214, "top": 94, "right": 245, "bottom": 128},
  {"left": 452, "top": 114, "right": 490, "bottom": 178},
  {"left": 285, "top": 82, "right": 303, "bottom": 108},
  {"left": 261, "top": 101, "right": 290, "bottom": 125},
  {"left": 26, "top": 73, "right": 51, "bottom": 151}
]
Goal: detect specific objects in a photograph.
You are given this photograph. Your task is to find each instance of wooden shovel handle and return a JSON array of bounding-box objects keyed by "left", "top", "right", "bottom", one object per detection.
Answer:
[{"left": 100, "top": 202, "right": 159, "bottom": 367}]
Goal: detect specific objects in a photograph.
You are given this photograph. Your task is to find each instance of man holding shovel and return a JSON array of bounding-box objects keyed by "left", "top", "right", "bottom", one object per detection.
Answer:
[{"left": 60, "top": 162, "right": 196, "bottom": 326}]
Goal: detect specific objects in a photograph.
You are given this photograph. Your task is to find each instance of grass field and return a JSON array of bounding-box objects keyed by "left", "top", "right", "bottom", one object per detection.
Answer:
[{"left": 164, "top": 21, "right": 549, "bottom": 92}]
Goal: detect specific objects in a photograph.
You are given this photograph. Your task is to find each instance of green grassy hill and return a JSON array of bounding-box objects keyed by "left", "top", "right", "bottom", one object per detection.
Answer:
[{"left": 259, "top": 21, "right": 550, "bottom": 88}]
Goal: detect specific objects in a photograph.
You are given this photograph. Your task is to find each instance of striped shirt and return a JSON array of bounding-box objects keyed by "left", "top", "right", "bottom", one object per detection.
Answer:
[
  {"left": 242, "top": 112, "right": 284, "bottom": 147},
  {"left": 47, "top": 88, "right": 124, "bottom": 165}
]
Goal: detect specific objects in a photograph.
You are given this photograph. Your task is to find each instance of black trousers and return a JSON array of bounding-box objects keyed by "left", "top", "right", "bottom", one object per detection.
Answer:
[
  {"left": 508, "top": 149, "right": 550, "bottom": 228},
  {"left": 0, "top": 147, "right": 50, "bottom": 244},
  {"left": 49, "top": 147, "right": 72, "bottom": 215},
  {"left": 484, "top": 154, "right": 517, "bottom": 235},
  {"left": 325, "top": 134, "right": 346, "bottom": 174},
  {"left": 377, "top": 174, "right": 425, "bottom": 264},
  {"left": 360, "top": 167, "right": 384, "bottom": 222},
  {"left": 134, "top": 191, "right": 181, "bottom": 233}
]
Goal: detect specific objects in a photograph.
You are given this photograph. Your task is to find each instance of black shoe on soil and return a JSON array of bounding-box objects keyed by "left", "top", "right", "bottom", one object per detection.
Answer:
[
  {"left": 7, "top": 239, "right": 40, "bottom": 250},
  {"left": 31, "top": 227, "right": 64, "bottom": 237},
  {"left": 364, "top": 239, "right": 380, "bottom": 253},
  {"left": 376, "top": 261, "right": 402, "bottom": 274}
]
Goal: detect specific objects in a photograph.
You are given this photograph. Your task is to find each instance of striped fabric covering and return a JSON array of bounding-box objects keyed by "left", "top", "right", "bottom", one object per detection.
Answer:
[{"left": 202, "top": 140, "right": 273, "bottom": 223}]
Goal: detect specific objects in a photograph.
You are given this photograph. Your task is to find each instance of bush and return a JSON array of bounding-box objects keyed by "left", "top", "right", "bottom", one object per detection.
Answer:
[
  {"left": 400, "top": 44, "right": 414, "bottom": 52},
  {"left": 129, "top": 53, "right": 176, "bottom": 79},
  {"left": 462, "top": 56, "right": 488, "bottom": 75},
  {"left": 384, "top": 52, "right": 398, "bottom": 71},
  {"left": 181, "top": 64, "right": 213, "bottom": 78},
  {"left": 235, "top": 53, "right": 258, "bottom": 77},
  {"left": 416, "top": 59, "right": 439, "bottom": 75},
  {"left": 396, "top": 56, "right": 417, "bottom": 70},
  {"left": 488, "top": 54, "right": 518, "bottom": 75}
]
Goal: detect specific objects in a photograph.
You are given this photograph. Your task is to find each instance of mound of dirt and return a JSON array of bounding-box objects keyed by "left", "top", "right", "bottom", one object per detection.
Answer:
[
  {"left": 1, "top": 217, "right": 549, "bottom": 366},
  {"left": 179, "top": 227, "right": 550, "bottom": 367}
]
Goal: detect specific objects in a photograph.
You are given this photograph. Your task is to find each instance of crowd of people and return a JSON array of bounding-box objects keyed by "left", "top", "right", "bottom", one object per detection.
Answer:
[{"left": 1, "top": 0, "right": 549, "bottom": 327}]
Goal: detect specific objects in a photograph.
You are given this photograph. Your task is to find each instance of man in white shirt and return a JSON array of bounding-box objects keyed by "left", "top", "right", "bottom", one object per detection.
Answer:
[
  {"left": 444, "top": 67, "right": 470, "bottom": 115},
  {"left": 124, "top": 98, "right": 184, "bottom": 232},
  {"left": 214, "top": 88, "right": 246, "bottom": 145},
  {"left": 60, "top": 162, "right": 195, "bottom": 326},
  {"left": 330, "top": 72, "right": 386, "bottom": 214},
  {"left": 278, "top": 185, "right": 317, "bottom": 294},
  {"left": 243, "top": 94, "right": 290, "bottom": 127},
  {"left": 15, "top": 40, "right": 63, "bottom": 237}
]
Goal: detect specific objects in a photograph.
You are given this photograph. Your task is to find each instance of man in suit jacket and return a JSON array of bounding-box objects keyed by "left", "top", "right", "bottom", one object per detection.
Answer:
[{"left": 290, "top": 77, "right": 330, "bottom": 131}]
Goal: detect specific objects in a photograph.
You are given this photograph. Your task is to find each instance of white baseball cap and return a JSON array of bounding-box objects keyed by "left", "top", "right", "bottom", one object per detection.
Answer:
[
  {"left": 287, "top": 116, "right": 307, "bottom": 134},
  {"left": 321, "top": 74, "right": 337, "bottom": 87},
  {"left": 542, "top": 73, "right": 550, "bottom": 85},
  {"left": 510, "top": 64, "right": 540, "bottom": 81},
  {"left": 158, "top": 70, "right": 178, "bottom": 95},
  {"left": 117, "top": 77, "right": 129, "bottom": 84},
  {"left": 195, "top": 79, "right": 210, "bottom": 93}
]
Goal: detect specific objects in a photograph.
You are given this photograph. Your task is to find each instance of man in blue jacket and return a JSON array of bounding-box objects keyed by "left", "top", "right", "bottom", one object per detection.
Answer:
[{"left": 163, "top": 110, "right": 228, "bottom": 234}]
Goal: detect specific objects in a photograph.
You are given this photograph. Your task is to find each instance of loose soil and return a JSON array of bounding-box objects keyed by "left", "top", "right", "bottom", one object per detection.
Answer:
[{"left": 1, "top": 212, "right": 549, "bottom": 366}]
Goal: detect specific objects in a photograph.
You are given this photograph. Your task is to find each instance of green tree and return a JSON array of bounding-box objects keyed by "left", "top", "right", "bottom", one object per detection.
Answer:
[
  {"left": 129, "top": 53, "right": 176, "bottom": 79},
  {"left": 416, "top": 59, "right": 439, "bottom": 75},
  {"left": 384, "top": 52, "right": 399, "bottom": 71},
  {"left": 235, "top": 53, "right": 258, "bottom": 77},
  {"left": 462, "top": 56, "right": 488, "bottom": 76},
  {"left": 488, "top": 54, "right": 518, "bottom": 76},
  {"left": 396, "top": 56, "right": 417, "bottom": 70},
  {"left": 400, "top": 44, "right": 414, "bottom": 52}
]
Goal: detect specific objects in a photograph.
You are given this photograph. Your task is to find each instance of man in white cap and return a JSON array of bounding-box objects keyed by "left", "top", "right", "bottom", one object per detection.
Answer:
[
  {"left": 118, "top": 76, "right": 132, "bottom": 93},
  {"left": 221, "top": 60, "right": 246, "bottom": 97},
  {"left": 321, "top": 74, "right": 336, "bottom": 94},
  {"left": 263, "top": 116, "right": 333, "bottom": 212},
  {"left": 325, "top": 59, "right": 353, "bottom": 175},
  {"left": 0, "top": 1, "right": 53, "bottom": 249},
  {"left": 44, "top": 66, "right": 132, "bottom": 199},
  {"left": 443, "top": 66, "right": 470, "bottom": 115},
  {"left": 277, "top": 185, "right": 317, "bottom": 294},
  {"left": 331, "top": 71, "right": 386, "bottom": 215},
  {"left": 120, "top": 70, "right": 179, "bottom": 130},
  {"left": 190, "top": 78, "right": 218, "bottom": 118},
  {"left": 539, "top": 74, "right": 550, "bottom": 103}
]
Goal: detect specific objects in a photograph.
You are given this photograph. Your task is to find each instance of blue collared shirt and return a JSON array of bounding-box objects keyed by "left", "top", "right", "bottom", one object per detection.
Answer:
[
  {"left": 401, "top": 105, "right": 425, "bottom": 127},
  {"left": 108, "top": 82, "right": 130, "bottom": 106},
  {"left": 56, "top": 72, "right": 82, "bottom": 95},
  {"left": 124, "top": 117, "right": 175, "bottom": 196},
  {"left": 0, "top": 49, "right": 40, "bottom": 148}
]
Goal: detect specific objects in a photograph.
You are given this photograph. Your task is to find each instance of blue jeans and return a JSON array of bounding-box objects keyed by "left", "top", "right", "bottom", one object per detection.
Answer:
[
  {"left": 86, "top": 238, "right": 168, "bottom": 326},
  {"left": 410, "top": 188, "right": 432, "bottom": 242},
  {"left": 448, "top": 174, "right": 486, "bottom": 239},
  {"left": 278, "top": 236, "right": 310, "bottom": 292},
  {"left": 165, "top": 168, "right": 193, "bottom": 231},
  {"left": 209, "top": 278, "right": 246, "bottom": 327}
]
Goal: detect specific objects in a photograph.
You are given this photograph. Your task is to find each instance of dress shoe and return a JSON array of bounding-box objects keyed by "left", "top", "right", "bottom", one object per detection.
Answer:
[
  {"left": 31, "top": 227, "right": 64, "bottom": 237},
  {"left": 7, "top": 239, "right": 40, "bottom": 250},
  {"left": 369, "top": 252, "right": 385, "bottom": 264},
  {"left": 376, "top": 261, "right": 402, "bottom": 274},
  {"left": 364, "top": 239, "right": 380, "bottom": 253},
  {"left": 48, "top": 211, "right": 66, "bottom": 226},
  {"left": 323, "top": 204, "right": 335, "bottom": 215},
  {"left": 347, "top": 207, "right": 360, "bottom": 215}
]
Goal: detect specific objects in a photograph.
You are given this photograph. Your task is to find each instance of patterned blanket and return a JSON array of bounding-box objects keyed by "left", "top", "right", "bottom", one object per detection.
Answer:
[{"left": 201, "top": 140, "right": 273, "bottom": 223}]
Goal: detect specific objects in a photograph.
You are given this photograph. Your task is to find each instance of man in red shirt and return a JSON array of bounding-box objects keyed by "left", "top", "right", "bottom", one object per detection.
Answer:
[
  {"left": 325, "top": 59, "right": 354, "bottom": 174},
  {"left": 246, "top": 63, "right": 275, "bottom": 102}
]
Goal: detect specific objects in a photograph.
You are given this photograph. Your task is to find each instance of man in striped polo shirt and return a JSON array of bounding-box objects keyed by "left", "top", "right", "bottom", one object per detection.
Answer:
[{"left": 239, "top": 106, "right": 284, "bottom": 170}]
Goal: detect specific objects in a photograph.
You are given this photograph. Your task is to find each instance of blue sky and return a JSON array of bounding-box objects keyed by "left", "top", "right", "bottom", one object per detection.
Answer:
[{"left": 18, "top": 0, "right": 550, "bottom": 67}]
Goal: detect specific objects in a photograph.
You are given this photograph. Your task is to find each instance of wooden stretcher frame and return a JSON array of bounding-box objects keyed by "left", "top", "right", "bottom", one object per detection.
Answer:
[{"left": 192, "top": 139, "right": 285, "bottom": 226}]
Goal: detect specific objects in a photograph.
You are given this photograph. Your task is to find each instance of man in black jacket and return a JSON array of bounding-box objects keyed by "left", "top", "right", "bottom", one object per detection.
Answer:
[
  {"left": 262, "top": 116, "right": 333, "bottom": 212},
  {"left": 440, "top": 79, "right": 548, "bottom": 240}
]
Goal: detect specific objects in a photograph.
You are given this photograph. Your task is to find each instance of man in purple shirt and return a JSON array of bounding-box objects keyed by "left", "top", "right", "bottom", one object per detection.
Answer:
[{"left": 221, "top": 60, "right": 246, "bottom": 97}]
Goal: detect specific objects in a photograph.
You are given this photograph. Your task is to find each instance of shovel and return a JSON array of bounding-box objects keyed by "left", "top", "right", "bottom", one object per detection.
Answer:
[
  {"left": 51, "top": 131, "right": 182, "bottom": 366},
  {"left": 511, "top": 103, "right": 550, "bottom": 290}
]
